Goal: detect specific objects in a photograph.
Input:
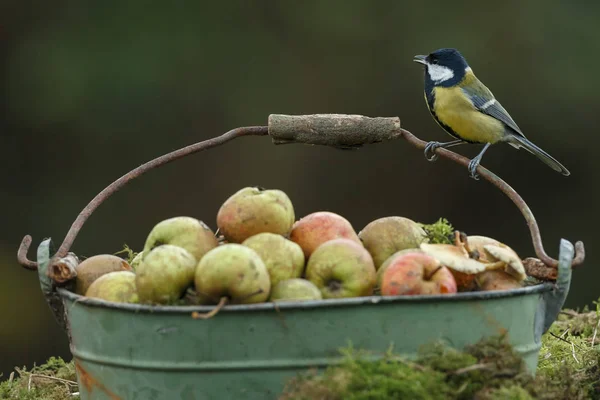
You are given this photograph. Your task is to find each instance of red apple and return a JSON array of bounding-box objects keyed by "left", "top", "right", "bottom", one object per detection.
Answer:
[
  {"left": 476, "top": 270, "right": 523, "bottom": 291},
  {"left": 450, "top": 270, "right": 478, "bottom": 292},
  {"left": 289, "top": 211, "right": 361, "bottom": 258},
  {"left": 380, "top": 252, "right": 457, "bottom": 296},
  {"left": 375, "top": 249, "right": 423, "bottom": 290}
]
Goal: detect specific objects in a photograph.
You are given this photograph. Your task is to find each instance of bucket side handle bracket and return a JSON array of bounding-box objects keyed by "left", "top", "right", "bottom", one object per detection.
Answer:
[
  {"left": 534, "top": 239, "right": 574, "bottom": 342},
  {"left": 36, "top": 238, "right": 70, "bottom": 332}
]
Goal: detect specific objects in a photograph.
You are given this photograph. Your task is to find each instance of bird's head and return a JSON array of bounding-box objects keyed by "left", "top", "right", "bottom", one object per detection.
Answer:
[{"left": 413, "top": 48, "right": 470, "bottom": 87}]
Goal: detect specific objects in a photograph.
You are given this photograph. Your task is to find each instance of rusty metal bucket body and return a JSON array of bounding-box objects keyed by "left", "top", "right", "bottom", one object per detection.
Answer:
[{"left": 36, "top": 238, "right": 574, "bottom": 400}]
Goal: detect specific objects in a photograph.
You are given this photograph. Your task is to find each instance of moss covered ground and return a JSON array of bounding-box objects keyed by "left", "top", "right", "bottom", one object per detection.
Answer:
[
  {"left": 1, "top": 303, "right": 598, "bottom": 399},
  {"left": 280, "top": 302, "right": 600, "bottom": 400},
  {"left": 0, "top": 357, "right": 78, "bottom": 400}
]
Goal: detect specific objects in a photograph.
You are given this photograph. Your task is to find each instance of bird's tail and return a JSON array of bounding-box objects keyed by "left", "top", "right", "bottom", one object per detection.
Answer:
[{"left": 507, "top": 135, "right": 570, "bottom": 176}]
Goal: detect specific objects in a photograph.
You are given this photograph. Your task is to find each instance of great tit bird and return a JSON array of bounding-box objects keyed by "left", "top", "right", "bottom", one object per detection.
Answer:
[{"left": 413, "top": 48, "right": 570, "bottom": 180}]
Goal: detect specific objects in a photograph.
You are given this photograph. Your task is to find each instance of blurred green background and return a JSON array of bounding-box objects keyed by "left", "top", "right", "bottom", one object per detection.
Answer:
[{"left": 1, "top": 1, "right": 597, "bottom": 378}]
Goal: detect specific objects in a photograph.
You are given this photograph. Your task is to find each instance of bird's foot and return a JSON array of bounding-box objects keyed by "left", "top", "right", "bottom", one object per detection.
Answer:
[
  {"left": 424, "top": 141, "right": 442, "bottom": 162},
  {"left": 468, "top": 158, "right": 481, "bottom": 180}
]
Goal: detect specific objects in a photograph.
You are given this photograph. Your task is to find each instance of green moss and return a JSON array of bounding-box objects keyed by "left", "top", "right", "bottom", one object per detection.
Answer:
[
  {"left": 281, "top": 347, "right": 454, "bottom": 400},
  {"left": 482, "top": 385, "right": 534, "bottom": 400},
  {"left": 281, "top": 336, "right": 529, "bottom": 400},
  {"left": 416, "top": 341, "right": 478, "bottom": 372},
  {"left": 280, "top": 311, "right": 600, "bottom": 400},
  {"left": 532, "top": 302, "right": 600, "bottom": 399},
  {"left": 0, "top": 357, "right": 78, "bottom": 400},
  {"left": 113, "top": 244, "right": 138, "bottom": 264},
  {"left": 419, "top": 218, "right": 455, "bottom": 245}
]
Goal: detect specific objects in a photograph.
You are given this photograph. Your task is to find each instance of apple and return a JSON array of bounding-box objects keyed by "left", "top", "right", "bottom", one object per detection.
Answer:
[
  {"left": 242, "top": 232, "right": 305, "bottom": 287},
  {"left": 290, "top": 211, "right": 361, "bottom": 258},
  {"left": 380, "top": 252, "right": 457, "bottom": 296},
  {"left": 449, "top": 270, "right": 479, "bottom": 292},
  {"left": 476, "top": 270, "right": 523, "bottom": 291},
  {"left": 143, "top": 216, "right": 218, "bottom": 263},
  {"left": 74, "top": 254, "right": 132, "bottom": 295},
  {"left": 358, "top": 216, "right": 427, "bottom": 270},
  {"left": 130, "top": 251, "right": 144, "bottom": 270},
  {"left": 195, "top": 244, "right": 270, "bottom": 304},
  {"left": 269, "top": 278, "right": 322, "bottom": 301},
  {"left": 85, "top": 271, "right": 138, "bottom": 303},
  {"left": 375, "top": 249, "right": 424, "bottom": 290},
  {"left": 136, "top": 245, "right": 197, "bottom": 304},
  {"left": 216, "top": 186, "right": 295, "bottom": 243},
  {"left": 305, "top": 238, "right": 376, "bottom": 299}
]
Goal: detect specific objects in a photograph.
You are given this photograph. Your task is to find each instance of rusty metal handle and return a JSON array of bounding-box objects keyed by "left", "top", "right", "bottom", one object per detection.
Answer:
[
  {"left": 17, "top": 126, "right": 269, "bottom": 269},
  {"left": 398, "top": 128, "right": 585, "bottom": 269},
  {"left": 17, "top": 114, "right": 585, "bottom": 271}
]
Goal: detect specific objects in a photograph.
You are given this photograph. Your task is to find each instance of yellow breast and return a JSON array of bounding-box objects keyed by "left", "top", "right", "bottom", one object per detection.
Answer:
[{"left": 433, "top": 86, "right": 505, "bottom": 144}]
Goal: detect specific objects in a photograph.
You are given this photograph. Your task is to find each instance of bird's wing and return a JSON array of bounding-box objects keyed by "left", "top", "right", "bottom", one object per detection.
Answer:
[{"left": 461, "top": 80, "right": 526, "bottom": 138}]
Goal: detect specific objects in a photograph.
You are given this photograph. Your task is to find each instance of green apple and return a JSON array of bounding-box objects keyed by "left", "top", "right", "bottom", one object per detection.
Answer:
[
  {"left": 136, "top": 245, "right": 197, "bottom": 304},
  {"left": 270, "top": 279, "right": 322, "bottom": 301},
  {"left": 305, "top": 238, "right": 376, "bottom": 299},
  {"left": 216, "top": 187, "right": 295, "bottom": 243},
  {"left": 289, "top": 211, "right": 361, "bottom": 259},
  {"left": 85, "top": 271, "right": 138, "bottom": 303},
  {"left": 75, "top": 254, "right": 132, "bottom": 295},
  {"left": 358, "top": 216, "right": 427, "bottom": 270},
  {"left": 242, "top": 232, "right": 305, "bottom": 287},
  {"left": 130, "top": 251, "right": 144, "bottom": 271},
  {"left": 195, "top": 244, "right": 271, "bottom": 304},
  {"left": 143, "top": 216, "right": 218, "bottom": 262}
]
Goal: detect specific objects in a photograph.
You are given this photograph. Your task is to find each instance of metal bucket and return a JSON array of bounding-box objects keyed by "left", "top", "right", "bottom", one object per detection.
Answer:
[
  {"left": 35, "top": 238, "right": 574, "bottom": 400},
  {"left": 19, "top": 117, "right": 583, "bottom": 399}
]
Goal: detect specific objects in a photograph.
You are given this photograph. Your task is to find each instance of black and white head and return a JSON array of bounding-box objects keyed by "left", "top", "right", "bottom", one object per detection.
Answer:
[{"left": 413, "top": 48, "right": 470, "bottom": 87}]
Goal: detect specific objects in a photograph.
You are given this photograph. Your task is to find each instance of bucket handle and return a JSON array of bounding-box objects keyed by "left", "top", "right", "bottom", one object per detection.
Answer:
[{"left": 17, "top": 114, "right": 584, "bottom": 276}]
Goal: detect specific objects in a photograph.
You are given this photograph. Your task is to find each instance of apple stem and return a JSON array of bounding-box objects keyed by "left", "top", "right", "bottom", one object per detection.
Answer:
[
  {"left": 425, "top": 266, "right": 443, "bottom": 281},
  {"left": 192, "top": 296, "right": 228, "bottom": 320}
]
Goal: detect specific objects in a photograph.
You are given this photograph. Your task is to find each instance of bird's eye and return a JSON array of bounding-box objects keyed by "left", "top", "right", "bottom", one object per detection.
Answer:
[{"left": 431, "top": 59, "right": 439, "bottom": 65}]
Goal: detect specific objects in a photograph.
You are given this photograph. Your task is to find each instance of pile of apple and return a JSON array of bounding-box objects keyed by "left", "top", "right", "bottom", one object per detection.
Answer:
[{"left": 77, "top": 186, "right": 528, "bottom": 307}]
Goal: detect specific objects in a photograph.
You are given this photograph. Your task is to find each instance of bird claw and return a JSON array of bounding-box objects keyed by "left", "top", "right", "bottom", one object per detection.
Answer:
[
  {"left": 468, "top": 158, "right": 481, "bottom": 180},
  {"left": 424, "top": 141, "right": 441, "bottom": 162}
]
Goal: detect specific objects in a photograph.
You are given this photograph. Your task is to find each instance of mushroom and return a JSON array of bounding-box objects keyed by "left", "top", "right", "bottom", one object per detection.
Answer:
[
  {"left": 457, "top": 235, "right": 527, "bottom": 281},
  {"left": 482, "top": 244, "right": 527, "bottom": 281},
  {"left": 419, "top": 243, "right": 490, "bottom": 291},
  {"left": 463, "top": 235, "right": 503, "bottom": 262},
  {"left": 419, "top": 243, "right": 487, "bottom": 274}
]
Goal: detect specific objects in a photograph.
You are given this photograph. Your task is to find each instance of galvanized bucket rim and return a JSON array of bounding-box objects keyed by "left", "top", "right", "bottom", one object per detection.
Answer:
[{"left": 57, "top": 282, "right": 554, "bottom": 314}]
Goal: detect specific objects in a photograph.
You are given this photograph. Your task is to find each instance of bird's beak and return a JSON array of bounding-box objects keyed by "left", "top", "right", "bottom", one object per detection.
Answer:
[{"left": 413, "top": 55, "right": 427, "bottom": 65}]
